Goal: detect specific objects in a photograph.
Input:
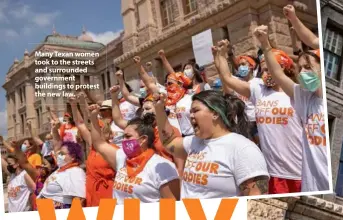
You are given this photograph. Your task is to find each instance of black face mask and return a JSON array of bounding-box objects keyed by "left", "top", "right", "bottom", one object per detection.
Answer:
[
  {"left": 142, "top": 112, "right": 156, "bottom": 125},
  {"left": 7, "top": 165, "right": 16, "bottom": 174}
]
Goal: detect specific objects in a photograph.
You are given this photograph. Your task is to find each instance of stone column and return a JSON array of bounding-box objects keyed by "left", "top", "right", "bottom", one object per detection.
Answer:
[
  {"left": 25, "top": 79, "right": 36, "bottom": 137},
  {"left": 122, "top": 0, "right": 138, "bottom": 53},
  {"left": 14, "top": 90, "right": 20, "bottom": 137},
  {"left": 137, "top": 0, "right": 159, "bottom": 45},
  {"left": 226, "top": 4, "right": 259, "bottom": 56},
  {"left": 6, "top": 95, "right": 12, "bottom": 138}
]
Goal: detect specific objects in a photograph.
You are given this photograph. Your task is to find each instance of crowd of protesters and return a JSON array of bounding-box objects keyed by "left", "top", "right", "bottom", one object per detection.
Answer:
[{"left": 0, "top": 5, "right": 329, "bottom": 212}]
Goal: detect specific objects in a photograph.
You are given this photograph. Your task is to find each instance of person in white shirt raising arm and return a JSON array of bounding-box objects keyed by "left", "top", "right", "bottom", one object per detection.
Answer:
[
  {"left": 153, "top": 90, "right": 269, "bottom": 198},
  {"left": 283, "top": 4, "right": 319, "bottom": 49},
  {"left": 89, "top": 103, "right": 180, "bottom": 204},
  {"left": 253, "top": 24, "right": 329, "bottom": 192},
  {"left": 212, "top": 39, "right": 304, "bottom": 195}
]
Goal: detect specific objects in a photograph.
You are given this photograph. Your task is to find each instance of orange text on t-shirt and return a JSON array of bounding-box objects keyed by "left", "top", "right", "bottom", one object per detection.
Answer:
[
  {"left": 183, "top": 152, "right": 219, "bottom": 186},
  {"left": 255, "top": 100, "right": 294, "bottom": 125}
]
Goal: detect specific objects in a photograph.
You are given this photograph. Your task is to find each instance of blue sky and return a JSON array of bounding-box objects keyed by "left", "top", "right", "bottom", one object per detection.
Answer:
[{"left": 0, "top": 0, "right": 123, "bottom": 137}]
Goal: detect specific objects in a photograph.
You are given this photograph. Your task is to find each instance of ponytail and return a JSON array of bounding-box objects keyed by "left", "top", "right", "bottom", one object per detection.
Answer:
[
  {"left": 224, "top": 94, "right": 251, "bottom": 139},
  {"left": 193, "top": 90, "right": 251, "bottom": 139}
]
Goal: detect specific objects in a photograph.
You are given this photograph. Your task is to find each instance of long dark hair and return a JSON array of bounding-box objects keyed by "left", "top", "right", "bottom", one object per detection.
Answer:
[
  {"left": 192, "top": 90, "right": 251, "bottom": 139},
  {"left": 43, "top": 155, "right": 58, "bottom": 173},
  {"left": 183, "top": 62, "right": 203, "bottom": 88},
  {"left": 127, "top": 117, "right": 155, "bottom": 149}
]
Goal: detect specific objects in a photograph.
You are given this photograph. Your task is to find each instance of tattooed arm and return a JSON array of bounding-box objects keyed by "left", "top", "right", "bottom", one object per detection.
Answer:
[
  {"left": 154, "top": 93, "right": 187, "bottom": 159},
  {"left": 239, "top": 176, "right": 269, "bottom": 196}
]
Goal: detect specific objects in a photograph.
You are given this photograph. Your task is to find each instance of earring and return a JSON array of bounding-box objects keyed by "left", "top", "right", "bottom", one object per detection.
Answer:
[{"left": 213, "top": 115, "right": 218, "bottom": 120}]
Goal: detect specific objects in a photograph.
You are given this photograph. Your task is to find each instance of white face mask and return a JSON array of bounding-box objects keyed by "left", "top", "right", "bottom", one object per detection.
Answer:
[
  {"left": 57, "top": 154, "right": 67, "bottom": 168},
  {"left": 184, "top": 69, "right": 194, "bottom": 78}
]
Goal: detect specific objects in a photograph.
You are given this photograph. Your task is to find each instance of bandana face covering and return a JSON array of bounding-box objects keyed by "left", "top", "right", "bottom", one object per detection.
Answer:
[
  {"left": 262, "top": 73, "right": 276, "bottom": 87},
  {"left": 166, "top": 83, "right": 186, "bottom": 106}
]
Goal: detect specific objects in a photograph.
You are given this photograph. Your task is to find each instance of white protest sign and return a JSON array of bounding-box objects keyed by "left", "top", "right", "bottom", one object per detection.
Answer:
[{"left": 192, "top": 29, "right": 214, "bottom": 67}]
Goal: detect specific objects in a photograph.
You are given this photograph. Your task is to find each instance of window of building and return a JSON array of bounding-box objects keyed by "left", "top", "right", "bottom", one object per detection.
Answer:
[
  {"left": 135, "top": 3, "right": 140, "bottom": 27},
  {"left": 328, "top": 115, "right": 335, "bottom": 141},
  {"left": 101, "top": 73, "right": 106, "bottom": 91},
  {"left": 36, "top": 108, "right": 41, "bottom": 129},
  {"left": 324, "top": 27, "right": 343, "bottom": 80},
  {"left": 336, "top": 144, "right": 343, "bottom": 197},
  {"left": 107, "top": 71, "right": 111, "bottom": 89},
  {"left": 183, "top": 0, "right": 197, "bottom": 15},
  {"left": 21, "top": 114, "right": 24, "bottom": 134},
  {"left": 160, "top": 0, "right": 174, "bottom": 27},
  {"left": 19, "top": 88, "right": 23, "bottom": 104}
]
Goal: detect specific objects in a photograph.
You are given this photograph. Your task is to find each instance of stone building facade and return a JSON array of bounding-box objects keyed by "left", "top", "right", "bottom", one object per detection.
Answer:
[
  {"left": 115, "top": 0, "right": 318, "bottom": 83},
  {"left": 2, "top": 28, "right": 124, "bottom": 141}
]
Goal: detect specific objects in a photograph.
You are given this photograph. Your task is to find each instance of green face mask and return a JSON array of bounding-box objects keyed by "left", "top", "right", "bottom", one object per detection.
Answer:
[{"left": 298, "top": 71, "right": 321, "bottom": 92}]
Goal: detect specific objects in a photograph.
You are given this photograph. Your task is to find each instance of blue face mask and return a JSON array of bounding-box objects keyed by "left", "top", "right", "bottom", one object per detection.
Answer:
[
  {"left": 140, "top": 88, "right": 147, "bottom": 98},
  {"left": 21, "top": 144, "right": 27, "bottom": 152},
  {"left": 237, "top": 65, "right": 250, "bottom": 78},
  {"left": 298, "top": 71, "right": 321, "bottom": 92}
]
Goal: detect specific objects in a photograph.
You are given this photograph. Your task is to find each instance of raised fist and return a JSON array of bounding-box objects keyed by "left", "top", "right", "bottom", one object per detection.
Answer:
[
  {"left": 133, "top": 56, "right": 141, "bottom": 64},
  {"left": 253, "top": 25, "right": 269, "bottom": 45},
  {"left": 109, "top": 85, "right": 120, "bottom": 94},
  {"left": 115, "top": 70, "right": 124, "bottom": 79},
  {"left": 283, "top": 5, "right": 297, "bottom": 22},
  {"left": 158, "top": 49, "right": 165, "bottom": 57},
  {"left": 88, "top": 104, "right": 100, "bottom": 115},
  {"left": 146, "top": 62, "right": 152, "bottom": 67}
]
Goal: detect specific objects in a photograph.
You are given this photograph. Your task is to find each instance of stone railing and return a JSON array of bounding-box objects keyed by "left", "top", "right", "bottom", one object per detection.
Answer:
[{"left": 248, "top": 196, "right": 343, "bottom": 220}]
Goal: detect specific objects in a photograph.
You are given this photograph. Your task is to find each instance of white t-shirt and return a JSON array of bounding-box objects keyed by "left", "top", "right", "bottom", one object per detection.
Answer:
[
  {"left": 250, "top": 83, "right": 303, "bottom": 180},
  {"left": 120, "top": 100, "right": 139, "bottom": 121},
  {"left": 294, "top": 84, "right": 329, "bottom": 192},
  {"left": 176, "top": 92, "right": 194, "bottom": 136},
  {"left": 166, "top": 105, "right": 182, "bottom": 132},
  {"left": 181, "top": 133, "right": 269, "bottom": 199},
  {"left": 113, "top": 149, "right": 179, "bottom": 204},
  {"left": 38, "top": 167, "right": 86, "bottom": 204},
  {"left": 233, "top": 77, "right": 260, "bottom": 122},
  {"left": 41, "top": 141, "right": 53, "bottom": 157},
  {"left": 8, "top": 171, "right": 31, "bottom": 213}
]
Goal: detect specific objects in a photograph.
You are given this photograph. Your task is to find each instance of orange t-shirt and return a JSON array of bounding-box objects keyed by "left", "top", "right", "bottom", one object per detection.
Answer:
[
  {"left": 86, "top": 144, "right": 119, "bottom": 207},
  {"left": 153, "top": 126, "right": 181, "bottom": 162}
]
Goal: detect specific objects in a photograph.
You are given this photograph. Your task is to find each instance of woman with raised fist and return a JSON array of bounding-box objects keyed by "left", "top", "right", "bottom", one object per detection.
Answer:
[
  {"left": 254, "top": 23, "right": 328, "bottom": 192},
  {"left": 109, "top": 85, "right": 185, "bottom": 176},
  {"left": 153, "top": 90, "right": 269, "bottom": 198},
  {"left": 89, "top": 103, "right": 180, "bottom": 204},
  {"left": 212, "top": 39, "right": 304, "bottom": 194},
  {"left": 68, "top": 95, "right": 119, "bottom": 207},
  {"left": 1, "top": 154, "right": 35, "bottom": 212}
]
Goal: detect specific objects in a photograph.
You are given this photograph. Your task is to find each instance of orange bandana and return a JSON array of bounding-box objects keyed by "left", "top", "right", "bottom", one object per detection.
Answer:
[
  {"left": 126, "top": 149, "right": 154, "bottom": 178},
  {"left": 236, "top": 56, "right": 256, "bottom": 69},
  {"left": 261, "top": 49, "right": 293, "bottom": 70},
  {"left": 166, "top": 83, "right": 186, "bottom": 106},
  {"left": 57, "top": 162, "right": 79, "bottom": 173}
]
